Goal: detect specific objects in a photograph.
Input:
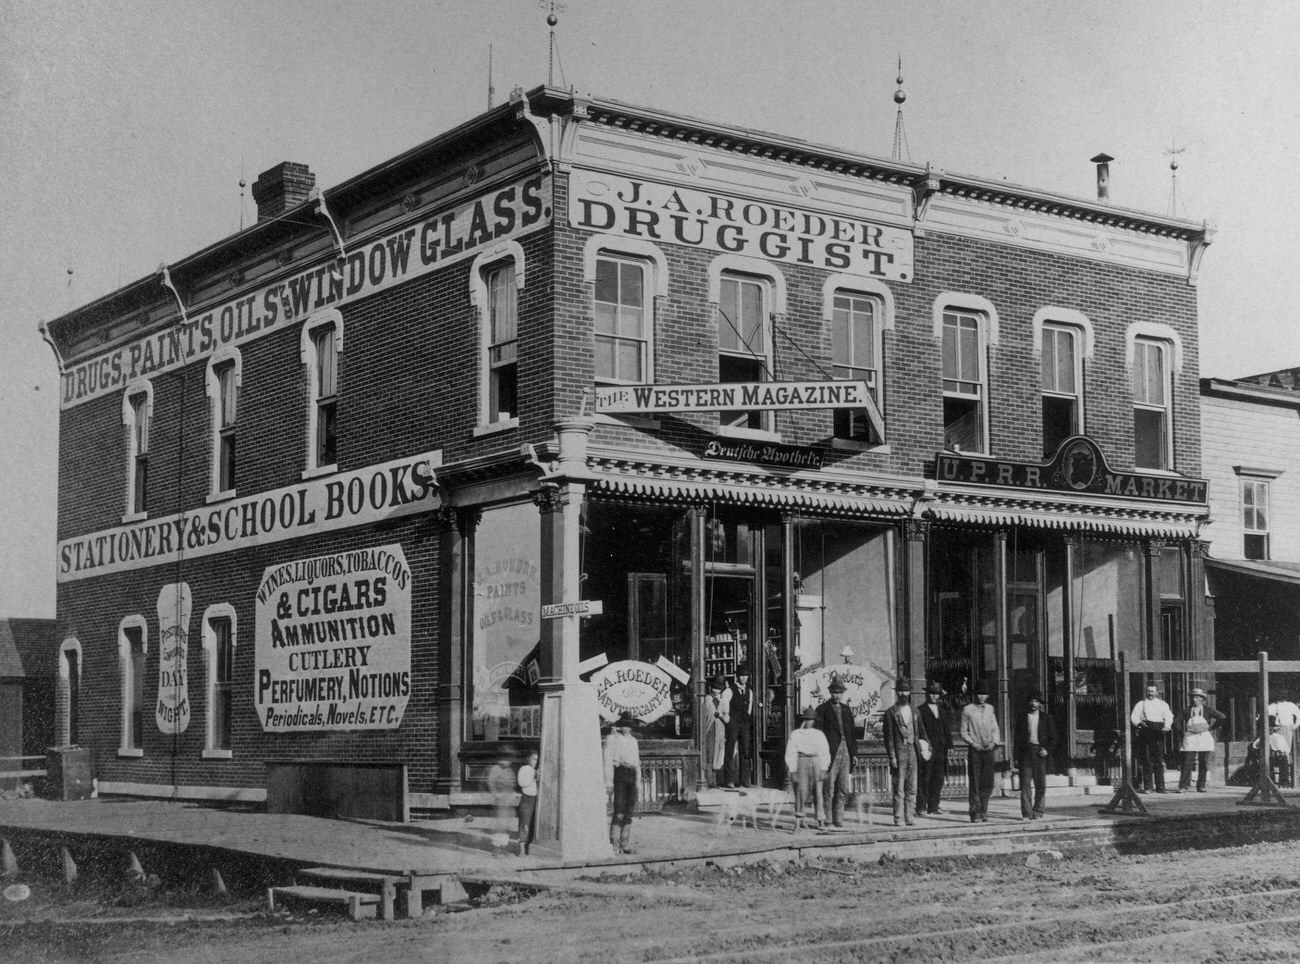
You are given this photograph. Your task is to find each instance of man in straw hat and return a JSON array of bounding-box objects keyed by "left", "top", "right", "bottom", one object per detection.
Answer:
[
  {"left": 604, "top": 713, "right": 642, "bottom": 854},
  {"left": 814, "top": 676, "right": 858, "bottom": 828},
  {"left": 1176, "top": 686, "right": 1225, "bottom": 793},
  {"left": 784, "top": 708, "right": 830, "bottom": 830},
  {"left": 960, "top": 677, "right": 1001, "bottom": 823}
]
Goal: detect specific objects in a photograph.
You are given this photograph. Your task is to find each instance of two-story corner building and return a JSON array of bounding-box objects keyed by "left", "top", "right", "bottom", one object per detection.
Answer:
[
  {"left": 1201, "top": 369, "right": 1300, "bottom": 730},
  {"left": 43, "top": 86, "right": 1212, "bottom": 816}
]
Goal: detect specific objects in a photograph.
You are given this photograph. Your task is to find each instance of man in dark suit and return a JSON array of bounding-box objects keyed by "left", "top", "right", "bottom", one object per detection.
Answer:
[
  {"left": 814, "top": 677, "right": 857, "bottom": 828},
  {"left": 1013, "top": 689, "right": 1057, "bottom": 820},
  {"left": 725, "top": 667, "right": 758, "bottom": 788},
  {"left": 916, "top": 680, "right": 953, "bottom": 815},
  {"left": 882, "top": 679, "right": 921, "bottom": 826}
]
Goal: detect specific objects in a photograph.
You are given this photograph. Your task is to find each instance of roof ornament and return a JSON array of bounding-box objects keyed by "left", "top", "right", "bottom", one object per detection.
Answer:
[
  {"left": 542, "top": 0, "right": 566, "bottom": 88},
  {"left": 891, "top": 55, "right": 911, "bottom": 163},
  {"left": 1164, "top": 140, "right": 1186, "bottom": 217},
  {"left": 158, "top": 264, "right": 190, "bottom": 327},
  {"left": 309, "top": 187, "right": 348, "bottom": 282}
]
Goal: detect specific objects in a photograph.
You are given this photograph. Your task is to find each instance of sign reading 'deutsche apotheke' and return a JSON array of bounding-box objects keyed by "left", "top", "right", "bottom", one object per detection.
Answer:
[
  {"left": 255, "top": 544, "right": 412, "bottom": 732},
  {"left": 569, "top": 170, "right": 914, "bottom": 282}
]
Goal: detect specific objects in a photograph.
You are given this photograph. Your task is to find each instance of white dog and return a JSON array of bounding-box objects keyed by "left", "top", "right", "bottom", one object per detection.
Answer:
[{"left": 712, "top": 788, "right": 795, "bottom": 834}]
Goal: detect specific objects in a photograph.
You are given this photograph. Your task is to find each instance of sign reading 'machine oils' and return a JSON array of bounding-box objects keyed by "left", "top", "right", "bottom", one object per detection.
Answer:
[
  {"left": 255, "top": 544, "right": 412, "bottom": 732},
  {"left": 569, "top": 170, "right": 914, "bottom": 282}
]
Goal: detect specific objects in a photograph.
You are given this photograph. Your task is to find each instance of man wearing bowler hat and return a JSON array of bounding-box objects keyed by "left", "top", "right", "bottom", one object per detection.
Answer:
[
  {"left": 960, "top": 677, "right": 1001, "bottom": 823},
  {"left": 1013, "top": 689, "right": 1056, "bottom": 820},
  {"left": 883, "top": 679, "right": 922, "bottom": 826},
  {"left": 916, "top": 680, "right": 953, "bottom": 816},
  {"left": 814, "top": 677, "right": 857, "bottom": 828}
]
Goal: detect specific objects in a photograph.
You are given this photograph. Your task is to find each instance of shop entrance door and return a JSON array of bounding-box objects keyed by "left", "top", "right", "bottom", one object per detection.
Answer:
[{"left": 704, "top": 573, "right": 757, "bottom": 786}]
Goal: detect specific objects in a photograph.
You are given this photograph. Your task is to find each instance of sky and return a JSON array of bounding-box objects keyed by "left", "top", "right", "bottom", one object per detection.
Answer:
[{"left": 2, "top": 0, "right": 1298, "bottom": 618}]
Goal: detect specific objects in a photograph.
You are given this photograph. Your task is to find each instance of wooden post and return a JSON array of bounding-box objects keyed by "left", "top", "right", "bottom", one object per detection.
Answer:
[
  {"left": 1240, "top": 651, "right": 1290, "bottom": 807},
  {"left": 1101, "top": 652, "right": 1149, "bottom": 816}
]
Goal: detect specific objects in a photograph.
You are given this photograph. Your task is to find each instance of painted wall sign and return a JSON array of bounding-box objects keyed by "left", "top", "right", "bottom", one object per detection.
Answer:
[
  {"left": 936, "top": 435, "right": 1209, "bottom": 505},
  {"left": 254, "top": 544, "right": 412, "bottom": 731},
  {"left": 57, "top": 451, "right": 441, "bottom": 582},
  {"left": 155, "top": 582, "right": 192, "bottom": 734},
  {"left": 588, "top": 659, "right": 678, "bottom": 723},
  {"left": 569, "top": 170, "right": 914, "bottom": 282},
  {"left": 60, "top": 174, "right": 551, "bottom": 409},
  {"left": 595, "top": 379, "right": 870, "bottom": 414},
  {"left": 703, "top": 436, "right": 824, "bottom": 470}
]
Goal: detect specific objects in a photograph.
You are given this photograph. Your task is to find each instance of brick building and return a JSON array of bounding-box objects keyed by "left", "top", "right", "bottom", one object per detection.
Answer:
[{"left": 43, "top": 86, "right": 1213, "bottom": 814}]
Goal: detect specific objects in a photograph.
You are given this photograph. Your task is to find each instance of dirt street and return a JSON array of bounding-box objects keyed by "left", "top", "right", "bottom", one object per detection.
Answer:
[{"left": 7, "top": 837, "right": 1300, "bottom": 962}]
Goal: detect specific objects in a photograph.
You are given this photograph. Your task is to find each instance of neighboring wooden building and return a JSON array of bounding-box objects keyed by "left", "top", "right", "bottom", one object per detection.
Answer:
[
  {"left": 43, "top": 86, "right": 1213, "bottom": 814},
  {"left": 1201, "top": 370, "right": 1300, "bottom": 735},
  {"left": 0, "top": 618, "right": 59, "bottom": 781}
]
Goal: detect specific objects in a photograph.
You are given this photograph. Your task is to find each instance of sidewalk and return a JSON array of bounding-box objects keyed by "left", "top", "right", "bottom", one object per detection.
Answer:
[{"left": 2, "top": 782, "right": 1297, "bottom": 886}]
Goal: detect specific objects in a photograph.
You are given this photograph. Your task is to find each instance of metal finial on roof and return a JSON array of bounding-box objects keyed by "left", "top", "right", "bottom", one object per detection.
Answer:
[
  {"left": 488, "top": 44, "right": 495, "bottom": 109},
  {"left": 892, "top": 55, "right": 911, "bottom": 162},
  {"left": 1164, "top": 140, "right": 1186, "bottom": 217},
  {"left": 542, "top": 0, "right": 565, "bottom": 87}
]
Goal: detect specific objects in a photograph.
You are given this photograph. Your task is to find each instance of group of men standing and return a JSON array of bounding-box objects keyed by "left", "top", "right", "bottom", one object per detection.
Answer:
[
  {"left": 787, "top": 677, "right": 1059, "bottom": 828},
  {"left": 702, "top": 668, "right": 759, "bottom": 788}
]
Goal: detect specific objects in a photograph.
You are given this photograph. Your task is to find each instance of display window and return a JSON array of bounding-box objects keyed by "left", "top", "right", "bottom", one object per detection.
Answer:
[{"left": 470, "top": 501, "right": 543, "bottom": 741}]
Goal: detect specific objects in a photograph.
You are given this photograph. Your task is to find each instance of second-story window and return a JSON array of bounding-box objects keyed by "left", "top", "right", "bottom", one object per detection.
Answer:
[
  {"left": 1041, "top": 323, "right": 1082, "bottom": 456},
  {"left": 595, "top": 256, "right": 648, "bottom": 383},
  {"left": 832, "top": 290, "right": 880, "bottom": 442},
  {"left": 718, "top": 272, "right": 770, "bottom": 431},
  {"left": 313, "top": 325, "right": 338, "bottom": 468},
  {"left": 1242, "top": 478, "right": 1270, "bottom": 560},
  {"left": 210, "top": 356, "right": 239, "bottom": 494},
  {"left": 486, "top": 262, "right": 518, "bottom": 422},
  {"left": 1132, "top": 337, "right": 1171, "bottom": 470},
  {"left": 126, "top": 388, "right": 151, "bottom": 517},
  {"left": 941, "top": 309, "right": 986, "bottom": 453}
]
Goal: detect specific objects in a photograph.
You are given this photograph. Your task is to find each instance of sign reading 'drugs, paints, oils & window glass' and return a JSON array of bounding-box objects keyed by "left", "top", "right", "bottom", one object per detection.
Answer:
[
  {"left": 255, "top": 544, "right": 412, "bottom": 732},
  {"left": 569, "top": 170, "right": 914, "bottom": 282}
]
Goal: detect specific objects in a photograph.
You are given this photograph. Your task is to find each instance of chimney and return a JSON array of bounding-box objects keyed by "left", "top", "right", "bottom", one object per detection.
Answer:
[
  {"left": 250, "top": 162, "right": 316, "bottom": 222},
  {"left": 1090, "top": 153, "right": 1113, "bottom": 202}
]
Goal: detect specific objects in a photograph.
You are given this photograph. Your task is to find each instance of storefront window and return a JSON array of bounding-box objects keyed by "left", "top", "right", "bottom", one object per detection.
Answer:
[
  {"left": 470, "top": 501, "right": 542, "bottom": 741},
  {"left": 793, "top": 519, "right": 896, "bottom": 738},
  {"left": 929, "top": 530, "right": 999, "bottom": 700},
  {"left": 581, "top": 502, "right": 693, "bottom": 739},
  {"left": 1074, "top": 540, "right": 1143, "bottom": 737}
]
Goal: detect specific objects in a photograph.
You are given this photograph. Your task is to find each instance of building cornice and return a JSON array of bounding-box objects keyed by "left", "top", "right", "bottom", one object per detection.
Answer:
[{"left": 568, "top": 91, "right": 1210, "bottom": 245}]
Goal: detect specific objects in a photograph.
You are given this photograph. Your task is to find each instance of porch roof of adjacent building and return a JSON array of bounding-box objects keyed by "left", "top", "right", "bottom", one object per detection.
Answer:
[{"left": 1205, "top": 557, "right": 1300, "bottom": 587}]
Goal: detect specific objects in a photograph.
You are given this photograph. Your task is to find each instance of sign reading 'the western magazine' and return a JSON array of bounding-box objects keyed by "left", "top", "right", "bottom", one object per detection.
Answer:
[
  {"left": 569, "top": 170, "right": 913, "bottom": 282},
  {"left": 255, "top": 544, "right": 412, "bottom": 732},
  {"left": 595, "top": 379, "right": 871, "bottom": 414},
  {"left": 61, "top": 174, "right": 549, "bottom": 409},
  {"left": 56, "top": 451, "right": 441, "bottom": 582}
]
